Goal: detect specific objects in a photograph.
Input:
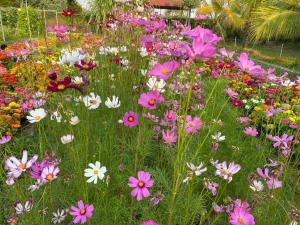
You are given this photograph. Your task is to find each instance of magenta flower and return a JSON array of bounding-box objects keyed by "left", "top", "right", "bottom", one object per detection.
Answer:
[
  {"left": 239, "top": 117, "right": 251, "bottom": 124},
  {"left": 266, "top": 133, "right": 293, "bottom": 149},
  {"left": 187, "top": 37, "right": 216, "bottom": 59},
  {"left": 163, "top": 110, "right": 177, "bottom": 123},
  {"left": 148, "top": 61, "right": 179, "bottom": 80},
  {"left": 141, "top": 220, "right": 159, "bottom": 225},
  {"left": 229, "top": 207, "right": 255, "bottom": 225},
  {"left": 243, "top": 127, "right": 258, "bottom": 137},
  {"left": 162, "top": 129, "right": 177, "bottom": 145},
  {"left": 70, "top": 200, "right": 94, "bottom": 224},
  {"left": 238, "top": 53, "right": 265, "bottom": 76},
  {"left": 128, "top": 171, "right": 154, "bottom": 201},
  {"left": 123, "top": 112, "right": 138, "bottom": 127},
  {"left": 138, "top": 91, "right": 164, "bottom": 110},
  {"left": 224, "top": 88, "right": 238, "bottom": 98},
  {"left": 185, "top": 116, "right": 203, "bottom": 134}
]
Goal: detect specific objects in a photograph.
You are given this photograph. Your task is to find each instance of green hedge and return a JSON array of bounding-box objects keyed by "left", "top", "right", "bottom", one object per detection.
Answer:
[
  {"left": 17, "top": 7, "right": 42, "bottom": 36},
  {"left": 0, "top": 7, "right": 18, "bottom": 27}
]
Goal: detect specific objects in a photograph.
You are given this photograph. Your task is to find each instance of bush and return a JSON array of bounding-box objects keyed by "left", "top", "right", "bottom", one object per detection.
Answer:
[
  {"left": 0, "top": 7, "right": 18, "bottom": 27},
  {"left": 17, "top": 7, "right": 42, "bottom": 36}
]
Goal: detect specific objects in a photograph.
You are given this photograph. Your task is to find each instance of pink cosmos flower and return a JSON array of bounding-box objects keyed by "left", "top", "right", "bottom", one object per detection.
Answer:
[
  {"left": 239, "top": 117, "right": 251, "bottom": 124},
  {"left": 187, "top": 38, "right": 216, "bottom": 59},
  {"left": 257, "top": 168, "right": 282, "bottom": 189},
  {"left": 185, "top": 26, "right": 221, "bottom": 44},
  {"left": 224, "top": 88, "right": 238, "bottom": 97},
  {"left": 41, "top": 165, "right": 59, "bottom": 183},
  {"left": 266, "top": 133, "right": 293, "bottom": 149},
  {"left": 238, "top": 53, "right": 265, "bottom": 76},
  {"left": 141, "top": 221, "right": 159, "bottom": 225},
  {"left": 138, "top": 91, "right": 164, "bottom": 110},
  {"left": 215, "top": 161, "right": 241, "bottom": 183},
  {"left": 148, "top": 61, "right": 179, "bottom": 80},
  {"left": 204, "top": 179, "right": 218, "bottom": 196},
  {"left": 5, "top": 150, "right": 38, "bottom": 179},
  {"left": 0, "top": 135, "right": 12, "bottom": 144},
  {"left": 123, "top": 112, "right": 138, "bottom": 127},
  {"left": 220, "top": 47, "right": 235, "bottom": 59},
  {"left": 70, "top": 200, "right": 94, "bottom": 224},
  {"left": 185, "top": 116, "right": 203, "bottom": 134},
  {"left": 163, "top": 110, "right": 177, "bottom": 123},
  {"left": 243, "top": 127, "right": 258, "bottom": 137},
  {"left": 128, "top": 171, "right": 154, "bottom": 201},
  {"left": 229, "top": 207, "right": 255, "bottom": 225},
  {"left": 14, "top": 200, "right": 33, "bottom": 215},
  {"left": 162, "top": 129, "right": 177, "bottom": 145}
]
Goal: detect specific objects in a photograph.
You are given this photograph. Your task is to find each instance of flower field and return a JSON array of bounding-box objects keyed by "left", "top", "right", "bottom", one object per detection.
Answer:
[{"left": 0, "top": 4, "right": 300, "bottom": 225}]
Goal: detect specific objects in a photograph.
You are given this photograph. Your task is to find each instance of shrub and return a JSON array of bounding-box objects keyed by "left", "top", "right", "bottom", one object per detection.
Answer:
[
  {"left": 17, "top": 7, "right": 42, "bottom": 36},
  {"left": 0, "top": 7, "right": 18, "bottom": 27}
]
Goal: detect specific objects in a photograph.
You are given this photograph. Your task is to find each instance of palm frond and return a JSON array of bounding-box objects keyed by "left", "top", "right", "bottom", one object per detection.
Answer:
[{"left": 250, "top": 6, "right": 300, "bottom": 41}]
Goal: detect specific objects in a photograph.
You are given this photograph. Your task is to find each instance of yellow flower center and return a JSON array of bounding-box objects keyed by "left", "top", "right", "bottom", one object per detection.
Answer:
[
  {"left": 80, "top": 209, "right": 86, "bottom": 215},
  {"left": 83, "top": 64, "right": 89, "bottom": 69},
  {"left": 93, "top": 169, "right": 99, "bottom": 175},
  {"left": 35, "top": 116, "right": 41, "bottom": 121},
  {"left": 148, "top": 99, "right": 156, "bottom": 106},
  {"left": 128, "top": 116, "right": 134, "bottom": 122},
  {"left": 238, "top": 218, "right": 244, "bottom": 224},
  {"left": 57, "top": 84, "right": 65, "bottom": 90},
  {"left": 89, "top": 99, "right": 97, "bottom": 105},
  {"left": 138, "top": 181, "right": 145, "bottom": 188},
  {"left": 167, "top": 114, "right": 172, "bottom": 119},
  {"left": 46, "top": 174, "right": 53, "bottom": 180},
  {"left": 19, "top": 163, "right": 26, "bottom": 169},
  {"left": 162, "top": 68, "right": 169, "bottom": 75}
]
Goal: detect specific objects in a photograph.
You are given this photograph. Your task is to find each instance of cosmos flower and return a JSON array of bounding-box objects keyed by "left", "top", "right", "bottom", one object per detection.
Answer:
[
  {"left": 148, "top": 61, "right": 179, "bottom": 80},
  {"left": 0, "top": 135, "right": 12, "bottom": 144},
  {"left": 105, "top": 96, "right": 121, "bottom": 108},
  {"left": 249, "top": 180, "right": 264, "bottom": 192},
  {"left": 256, "top": 168, "right": 282, "bottom": 189},
  {"left": 84, "top": 161, "right": 107, "bottom": 184},
  {"left": 215, "top": 161, "right": 241, "bottom": 183},
  {"left": 229, "top": 207, "right": 255, "bottom": 225},
  {"left": 211, "top": 132, "right": 226, "bottom": 142},
  {"left": 183, "top": 162, "right": 207, "bottom": 183},
  {"left": 185, "top": 116, "right": 202, "bottom": 134},
  {"left": 27, "top": 108, "right": 47, "bottom": 123},
  {"left": 243, "top": 127, "right": 258, "bottom": 137},
  {"left": 128, "top": 171, "right": 154, "bottom": 201},
  {"left": 122, "top": 111, "right": 138, "bottom": 127},
  {"left": 70, "top": 200, "right": 94, "bottom": 224},
  {"left": 162, "top": 129, "right": 177, "bottom": 145},
  {"left": 14, "top": 200, "right": 33, "bottom": 214},
  {"left": 141, "top": 221, "right": 159, "bottom": 225},
  {"left": 163, "top": 110, "right": 177, "bottom": 123},
  {"left": 62, "top": 9, "right": 76, "bottom": 17},
  {"left": 238, "top": 53, "right": 265, "bottom": 76},
  {"left": 83, "top": 93, "right": 101, "bottom": 109},
  {"left": 70, "top": 116, "right": 80, "bottom": 125},
  {"left": 138, "top": 91, "right": 164, "bottom": 110},
  {"left": 147, "top": 77, "right": 166, "bottom": 93},
  {"left": 41, "top": 165, "right": 59, "bottom": 183},
  {"left": 61, "top": 134, "right": 74, "bottom": 144},
  {"left": 51, "top": 209, "right": 67, "bottom": 224},
  {"left": 5, "top": 150, "right": 38, "bottom": 179},
  {"left": 58, "top": 48, "right": 85, "bottom": 65},
  {"left": 75, "top": 60, "right": 96, "bottom": 71}
]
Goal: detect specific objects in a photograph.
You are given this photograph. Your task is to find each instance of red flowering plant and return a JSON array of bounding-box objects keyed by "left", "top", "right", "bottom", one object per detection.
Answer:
[
  {"left": 75, "top": 60, "right": 96, "bottom": 71},
  {"left": 62, "top": 9, "right": 76, "bottom": 17}
]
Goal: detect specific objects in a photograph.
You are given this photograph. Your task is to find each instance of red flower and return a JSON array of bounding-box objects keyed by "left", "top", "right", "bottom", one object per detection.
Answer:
[
  {"left": 75, "top": 60, "right": 96, "bottom": 71},
  {"left": 62, "top": 9, "right": 76, "bottom": 17},
  {"left": 47, "top": 77, "right": 77, "bottom": 92}
]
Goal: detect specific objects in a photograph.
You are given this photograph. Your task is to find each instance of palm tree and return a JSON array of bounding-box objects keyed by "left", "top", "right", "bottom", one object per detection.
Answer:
[
  {"left": 250, "top": 0, "right": 300, "bottom": 41},
  {"left": 196, "top": 0, "right": 245, "bottom": 40}
]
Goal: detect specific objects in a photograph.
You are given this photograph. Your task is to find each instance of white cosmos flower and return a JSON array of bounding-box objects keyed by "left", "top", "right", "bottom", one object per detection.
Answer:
[
  {"left": 147, "top": 77, "right": 166, "bottom": 93},
  {"left": 84, "top": 161, "right": 107, "bottom": 184},
  {"left": 249, "top": 180, "right": 264, "bottom": 192},
  {"left": 70, "top": 116, "right": 80, "bottom": 125},
  {"left": 139, "top": 47, "right": 148, "bottom": 57},
  {"left": 15, "top": 200, "right": 33, "bottom": 214},
  {"left": 61, "top": 135, "right": 74, "bottom": 144},
  {"left": 290, "top": 221, "right": 298, "bottom": 225},
  {"left": 183, "top": 162, "right": 207, "bottom": 183},
  {"left": 83, "top": 92, "right": 101, "bottom": 109},
  {"left": 105, "top": 96, "right": 121, "bottom": 108},
  {"left": 50, "top": 111, "right": 63, "bottom": 123},
  {"left": 51, "top": 209, "right": 66, "bottom": 224},
  {"left": 27, "top": 108, "right": 47, "bottom": 123},
  {"left": 72, "top": 76, "right": 84, "bottom": 85},
  {"left": 57, "top": 48, "right": 85, "bottom": 65},
  {"left": 211, "top": 132, "right": 226, "bottom": 142}
]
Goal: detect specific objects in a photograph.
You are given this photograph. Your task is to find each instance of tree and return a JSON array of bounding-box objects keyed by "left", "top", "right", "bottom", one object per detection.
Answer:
[
  {"left": 196, "top": 0, "right": 244, "bottom": 40},
  {"left": 250, "top": 0, "right": 300, "bottom": 41}
]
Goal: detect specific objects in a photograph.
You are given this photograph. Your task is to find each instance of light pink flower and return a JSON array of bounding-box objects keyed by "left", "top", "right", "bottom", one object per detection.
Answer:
[
  {"left": 41, "top": 165, "right": 59, "bottom": 183},
  {"left": 162, "top": 129, "right": 177, "bottom": 145},
  {"left": 243, "top": 127, "right": 258, "bottom": 137},
  {"left": 141, "top": 221, "right": 159, "bottom": 225},
  {"left": 229, "top": 207, "right": 255, "bottom": 225},
  {"left": 148, "top": 61, "right": 179, "bottom": 80},
  {"left": 185, "top": 116, "right": 202, "bottom": 134}
]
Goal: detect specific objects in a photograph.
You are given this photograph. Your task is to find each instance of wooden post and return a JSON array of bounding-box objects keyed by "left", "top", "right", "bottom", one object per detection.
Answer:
[
  {"left": 0, "top": 10, "right": 5, "bottom": 42},
  {"left": 234, "top": 36, "right": 237, "bottom": 47},
  {"left": 55, "top": 10, "right": 58, "bottom": 26},
  {"left": 43, "top": 9, "right": 48, "bottom": 39},
  {"left": 280, "top": 43, "right": 284, "bottom": 57},
  {"left": 25, "top": 0, "right": 32, "bottom": 40}
]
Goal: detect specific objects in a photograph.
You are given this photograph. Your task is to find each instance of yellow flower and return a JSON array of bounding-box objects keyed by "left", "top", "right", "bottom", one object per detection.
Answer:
[
  {"left": 254, "top": 106, "right": 262, "bottom": 111},
  {"left": 8, "top": 102, "right": 20, "bottom": 109},
  {"left": 283, "top": 110, "right": 293, "bottom": 115},
  {"left": 266, "top": 124, "right": 275, "bottom": 129},
  {"left": 288, "top": 116, "right": 297, "bottom": 123}
]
